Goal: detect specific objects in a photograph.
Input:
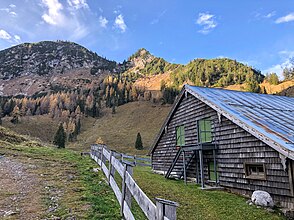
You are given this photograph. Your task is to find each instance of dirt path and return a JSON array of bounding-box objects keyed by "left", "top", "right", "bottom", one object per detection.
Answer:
[{"left": 0, "top": 156, "right": 43, "bottom": 219}]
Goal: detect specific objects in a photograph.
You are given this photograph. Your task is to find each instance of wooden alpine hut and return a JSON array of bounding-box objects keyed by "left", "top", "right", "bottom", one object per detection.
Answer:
[{"left": 150, "top": 85, "right": 294, "bottom": 209}]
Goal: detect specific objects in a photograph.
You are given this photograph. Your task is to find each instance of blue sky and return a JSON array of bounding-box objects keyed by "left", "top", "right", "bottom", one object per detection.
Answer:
[{"left": 0, "top": 0, "right": 294, "bottom": 78}]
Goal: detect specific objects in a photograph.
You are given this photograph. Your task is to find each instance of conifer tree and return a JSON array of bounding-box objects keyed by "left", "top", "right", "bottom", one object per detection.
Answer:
[
  {"left": 135, "top": 132, "right": 143, "bottom": 150},
  {"left": 11, "top": 105, "right": 20, "bottom": 124},
  {"left": 53, "top": 123, "right": 66, "bottom": 148}
]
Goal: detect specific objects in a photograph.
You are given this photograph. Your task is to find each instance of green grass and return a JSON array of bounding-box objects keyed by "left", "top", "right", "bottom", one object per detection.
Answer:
[
  {"left": 133, "top": 166, "right": 285, "bottom": 220},
  {"left": 0, "top": 127, "right": 121, "bottom": 219}
]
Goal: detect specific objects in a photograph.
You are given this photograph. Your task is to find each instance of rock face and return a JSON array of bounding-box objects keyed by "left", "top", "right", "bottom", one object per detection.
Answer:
[
  {"left": 251, "top": 190, "right": 274, "bottom": 207},
  {"left": 0, "top": 41, "right": 116, "bottom": 80},
  {"left": 0, "top": 41, "right": 118, "bottom": 96}
]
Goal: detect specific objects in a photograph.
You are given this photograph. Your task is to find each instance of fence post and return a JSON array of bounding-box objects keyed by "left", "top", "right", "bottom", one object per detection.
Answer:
[
  {"left": 120, "top": 164, "right": 127, "bottom": 216},
  {"left": 120, "top": 162, "right": 134, "bottom": 218},
  {"left": 100, "top": 145, "right": 104, "bottom": 166},
  {"left": 134, "top": 155, "right": 136, "bottom": 166},
  {"left": 108, "top": 151, "right": 113, "bottom": 184},
  {"left": 125, "top": 164, "right": 133, "bottom": 209},
  {"left": 155, "top": 198, "right": 179, "bottom": 220}
]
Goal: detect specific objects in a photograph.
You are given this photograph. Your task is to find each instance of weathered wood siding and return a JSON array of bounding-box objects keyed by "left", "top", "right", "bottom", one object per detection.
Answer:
[{"left": 152, "top": 93, "right": 294, "bottom": 209}]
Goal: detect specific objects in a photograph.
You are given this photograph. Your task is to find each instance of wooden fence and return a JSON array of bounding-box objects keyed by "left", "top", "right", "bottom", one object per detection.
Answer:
[
  {"left": 111, "top": 150, "right": 151, "bottom": 167},
  {"left": 90, "top": 144, "right": 179, "bottom": 220}
]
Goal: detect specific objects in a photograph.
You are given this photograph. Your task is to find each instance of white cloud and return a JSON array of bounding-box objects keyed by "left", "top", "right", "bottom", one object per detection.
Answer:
[
  {"left": 151, "top": 10, "right": 167, "bottom": 25},
  {"left": 264, "top": 11, "right": 276, "bottom": 18},
  {"left": 275, "top": 12, "right": 294, "bottom": 24},
  {"left": 41, "top": 0, "right": 65, "bottom": 26},
  {"left": 196, "top": 12, "right": 217, "bottom": 34},
  {"left": 0, "top": 8, "right": 9, "bottom": 12},
  {"left": 0, "top": 6, "right": 17, "bottom": 17},
  {"left": 113, "top": 5, "right": 122, "bottom": 15},
  {"left": 9, "top": 11, "right": 17, "bottom": 17},
  {"left": 279, "top": 50, "right": 294, "bottom": 57},
  {"left": 67, "top": 0, "right": 88, "bottom": 10},
  {"left": 69, "top": 24, "right": 88, "bottom": 41},
  {"left": 114, "top": 14, "right": 127, "bottom": 33},
  {"left": 0, "top": 29, "right": 12, "bottom": 40},
  {"left": 0, "top": 29, "right": 22, "bottom": 44},
  {"left": 14, "top": 35, "right": 21, "bottom": 43},
  {"left": 263, "top": 51, "right": 294, "bottom": 79},
  {"left": 99, "top": 16, "right": 108, "bottom": 28},
  {"left": 9, "top": 4, "right": 16, "bottom": 8}
]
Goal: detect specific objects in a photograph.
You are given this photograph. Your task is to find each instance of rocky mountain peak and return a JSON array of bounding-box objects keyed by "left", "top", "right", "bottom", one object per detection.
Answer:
[
  {"left": 128, "top": 48, "right": 155, "bottom": 70},
  {"left": 0, "top": 40, "right": 116, "bottom": 80}
]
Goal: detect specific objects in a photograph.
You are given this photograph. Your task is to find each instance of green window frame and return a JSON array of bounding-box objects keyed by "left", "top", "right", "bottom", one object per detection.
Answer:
[
  {"left": 198, "top": 119, "right": 212, "bottom": 143},
  {"left": 176, "top": 125, "right": 185, "bottom": 146},
  {"left": 209, "top": 161, "right": 218, "bottom": 181}
]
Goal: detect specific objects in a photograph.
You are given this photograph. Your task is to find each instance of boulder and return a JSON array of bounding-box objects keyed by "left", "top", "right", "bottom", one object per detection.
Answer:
[{"left": 251, "top": 190, "right": 274, "bottom": 207}]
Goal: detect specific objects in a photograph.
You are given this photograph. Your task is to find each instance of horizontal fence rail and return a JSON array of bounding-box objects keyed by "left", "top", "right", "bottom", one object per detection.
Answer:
[
  {"left": 90, "top": 144, "right": 179, "bottom": 220},
  {"left": 110, "top": 150, "right": 151, "bottom": 167}
]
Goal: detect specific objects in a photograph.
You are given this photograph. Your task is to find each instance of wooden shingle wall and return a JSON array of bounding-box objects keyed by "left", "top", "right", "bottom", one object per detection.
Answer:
[{"left": 152, "top": 93, "right": 293, "bottom": 209}]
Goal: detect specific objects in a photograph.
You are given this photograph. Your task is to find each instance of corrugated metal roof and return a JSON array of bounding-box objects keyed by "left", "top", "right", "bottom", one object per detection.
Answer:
[{"left": 185, "top": 85, "right": 294, "bottom": 158}]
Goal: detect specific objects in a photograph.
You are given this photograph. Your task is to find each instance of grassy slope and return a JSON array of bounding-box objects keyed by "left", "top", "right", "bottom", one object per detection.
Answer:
[
  {"left": 0, "top": 126, "right": 121, "bottom": 219},
  {"left": 69, "top": 101, "right": 171, "bottom": 155},
  {"left": 2, "top": 115, "right": 59, "bottom": 144},
  {"left": 2, "top": 102, "right": 171, "bottom": 155},
  {"left": 134, "top": 166, "right": 285, "bottom": 220}
]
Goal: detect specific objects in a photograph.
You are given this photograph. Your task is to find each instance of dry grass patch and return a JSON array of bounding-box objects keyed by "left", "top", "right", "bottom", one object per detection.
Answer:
[{"left": 69, "top": 101, "right": 171, "bottom": 155}]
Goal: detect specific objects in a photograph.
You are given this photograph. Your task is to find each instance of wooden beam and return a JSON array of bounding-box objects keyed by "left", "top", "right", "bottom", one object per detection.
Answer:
[
  {"left": 195, "top": 150, "right": 199, "bottom": 184},
  {"left": 199, "top": 150, "right": 205, "bottom": 188},
  {"left": 183, "top": 150, "right": 186, "bottom": 184},
  {"left": 155, "top": 198, "right": 179, "bottom": 220},
  {"left": 213, "top": 149, "right": 217, "bottom": 186}
]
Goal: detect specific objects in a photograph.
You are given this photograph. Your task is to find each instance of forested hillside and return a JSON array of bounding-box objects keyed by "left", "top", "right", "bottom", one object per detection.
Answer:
[{"left": 124, "top": 48, "right": 264, "bottom": 93}]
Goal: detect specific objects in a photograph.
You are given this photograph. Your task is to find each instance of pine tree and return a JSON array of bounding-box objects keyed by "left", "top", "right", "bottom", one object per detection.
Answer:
[
  {"left": 53, "top": 123, "right": 66, "bottom": 148},
  {"left": 135, "top": 132, "right": 143, "bottom": 150}
]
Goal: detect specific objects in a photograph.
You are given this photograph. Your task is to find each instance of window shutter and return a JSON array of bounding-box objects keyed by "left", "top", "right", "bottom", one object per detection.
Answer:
[
  {"left": 199, "top": 119, "right": 212, "bottom": 143},
  {"left": 180, "top": 126, "right": 185, "bottom": 146},
  {"left": 176, "top": 127, "right": 180, "bottom": 146}
]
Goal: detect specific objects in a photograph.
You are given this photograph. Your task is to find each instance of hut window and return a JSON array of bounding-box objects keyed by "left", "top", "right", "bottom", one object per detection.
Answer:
[
  {"left": 176, "top": 125, "right": 185, "bottom": 146},
  {"left": 198, "top": 119, "right": 212, "bottom": 143},
  {"left": 245, "top": 163, "right": 266, "bottom": 179},
  {"left": 209, "top": 161, "right": 218, "bottom": 181}
]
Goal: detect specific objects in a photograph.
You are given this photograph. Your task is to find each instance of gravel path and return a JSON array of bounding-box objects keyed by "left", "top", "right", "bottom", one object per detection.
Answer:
[{"left": 0, "top": 156, "right": 43, "bottom": 219}]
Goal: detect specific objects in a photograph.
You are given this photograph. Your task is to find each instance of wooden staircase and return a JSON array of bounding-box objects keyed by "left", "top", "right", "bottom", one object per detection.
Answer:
[{"left": 165, "top": 147, "right": 197, "bottom": 183}]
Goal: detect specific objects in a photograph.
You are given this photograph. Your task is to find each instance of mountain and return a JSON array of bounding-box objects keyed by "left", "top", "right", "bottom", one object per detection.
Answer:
[
  {"left": 0, "top": 40, "right": 116, "bottom": 79},
  {"left": 0, "top": 43, "right": 267, "bottom": 97},
  {"left": 0, "top": 41, "right": 117, "bottom": 96},
  {"left": 126, "top": 48, "right": 264, "bottom": 92}
]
